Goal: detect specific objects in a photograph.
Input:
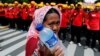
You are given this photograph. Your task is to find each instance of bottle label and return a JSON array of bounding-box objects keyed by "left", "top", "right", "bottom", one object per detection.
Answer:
[{"left": 45, "top": 34, "right": 58, "bottom": 48}]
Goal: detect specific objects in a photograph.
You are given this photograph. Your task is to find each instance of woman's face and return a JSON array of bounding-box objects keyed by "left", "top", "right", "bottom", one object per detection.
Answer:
[{"left": 43, "top": 13, "right": 60, "bottom": 34}]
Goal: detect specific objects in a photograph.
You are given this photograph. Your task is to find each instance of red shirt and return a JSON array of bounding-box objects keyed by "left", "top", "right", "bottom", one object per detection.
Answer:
[
  {"left": 60, "top": 9, "right": 70, "bottom": 28},
  {"left": 87, "top": 11, "right": 100, "bottom": 30},
  {"left": 4, "top": 7, "right": 9, "bottom": 18},
  {"left": 28, "top": 6, "right": 35, "bottom": 20},
  {"left": 0, "top": 7, "right": 5, "bottom": 17},
  {"left": 13, "top": 6, "right": 20, "bottom": 19},
  {"left": 72, "top": 9, "right": 85, "bottom": 27},
  {"left": 21, "top": 7, "right": 28, "bottom": 20},
  {"left": 8, "top": 7, "right": 14, "bottom": 19}
]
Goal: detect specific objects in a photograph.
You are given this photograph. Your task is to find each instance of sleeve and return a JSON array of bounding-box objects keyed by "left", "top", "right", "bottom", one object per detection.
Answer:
[{"left": 25, "top": 37, "right": 39, "bottom": 56}]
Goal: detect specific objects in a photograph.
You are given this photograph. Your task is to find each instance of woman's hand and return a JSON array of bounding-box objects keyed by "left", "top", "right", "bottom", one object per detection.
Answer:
[
  {"left": 53, "top": 46, "right": 64, "bottom": 56},
  {"left": 39, "top": 44, "right": 64, "bottom": 56}
]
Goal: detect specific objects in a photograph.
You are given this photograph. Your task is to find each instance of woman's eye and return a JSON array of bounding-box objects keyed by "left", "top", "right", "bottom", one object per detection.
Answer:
[
  {"left": 48, "top": 23, "right": 53, "bottom": 27},
  {"left": 48, "top": 21, "right": 60, "bottom": 26},
  {"left": 48, "top": 22, "right": 54, "bottom": 25}
]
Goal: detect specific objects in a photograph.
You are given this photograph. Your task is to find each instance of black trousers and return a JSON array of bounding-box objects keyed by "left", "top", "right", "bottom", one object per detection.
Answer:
[
  {"left": 71, "top": 25, "right": 82, "bottom": 43},
  {"left": 22, "top": 19, "right": 32, "bottom": 31},
  {"left": 98, "top": 31, "right": 100, "bottom": 44},
  {"left": 0, "top": 16, "right": 8, "bottom": 26},
  {"left": 9, "top": 19, "right": 15, "bottom": 29},
  {"left": 81, "top": 25, "right": 87, "bottom": 37},
  {"left": 3, "top": 17, "right": 9, "bottom": 26},
  {"left": 86, "top": 30, "right": 99, "bottom": 48},
  {"left": 15, "top": 18, "right": 23, "bottom": 30},
  {"left": 98, "top": 31, "right": 100, "bottom": 51},
  {"left": 0, "top": 16, "right": 3, "bottom": 25},
  {"left": 58, "top": 28, "right": 67, "bottom": 40}
]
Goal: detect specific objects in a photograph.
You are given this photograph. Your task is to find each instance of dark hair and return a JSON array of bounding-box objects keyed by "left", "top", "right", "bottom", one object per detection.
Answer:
[{"left": 43, "top": 8, "right": 60, "bottom": 23}]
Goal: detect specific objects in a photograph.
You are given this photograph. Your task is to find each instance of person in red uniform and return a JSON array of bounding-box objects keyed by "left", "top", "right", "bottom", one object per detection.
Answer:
[
  {"left": 20, "top": 2, "right": 29, "bottom": 31},
  {"left": 99, "top": 11, "right": 100, "bottom": 51},
  {"left": 7, "top": 3, "right": 15, "bottom": 29},
  {"left": 3, "top": 3, "right": 9, "bottom": 26},
  {"left": 0, "top": 2, "right": 5, "bottom": 26},
  {"left": 86, "top": 4, "right": 99, "bottom": 51},
  {"left": 94, "top": 3, "right": 100, "bottom": 52},
  {"left": 99, "top": 8, "right": 100, "bottom": 52},
  {"left": 58, "top": 4, "right": 70, "bottom": 42},
  {"left": 27, "top": 1, "right": 36, "bottom": 29},
  {"left": 70, "top": 4, "right": 85, "bottom": 46},
  {"left": 83, "top": 6, "right": 92, "bottom": 37},
  {"left": 13, "top": 1, "right": 21, "bottom": 30},
  {"left": 29, "top": 1, "right": 36, "bottom": 20},
  {"left": 0, "top": 2, "right": 4, "bottom": 51},
  {"left": 5, "top": 3, "right": 12, "bottom": 28},
  {"left": 13, "top": 1, "right": 20, "bottom": 19}
]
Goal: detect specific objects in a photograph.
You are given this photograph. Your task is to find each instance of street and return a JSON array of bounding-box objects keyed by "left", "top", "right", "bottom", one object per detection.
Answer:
[{"left": 0, "top": 28, "right": 100, "bottom": 56}]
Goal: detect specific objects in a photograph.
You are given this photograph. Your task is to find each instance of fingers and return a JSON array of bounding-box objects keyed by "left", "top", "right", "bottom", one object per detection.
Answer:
[
  {"left": 58, "top": 51, "right": 64, "bottom": 56},
  {"left": 54, "top": 46, "right": 64, "bottom": 56}
]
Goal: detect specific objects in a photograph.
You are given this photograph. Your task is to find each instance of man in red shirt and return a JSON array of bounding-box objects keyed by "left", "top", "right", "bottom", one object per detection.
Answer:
[
  {"left": 0, "top": 2, "right": 4, "bottom": 51},
  {"left": 3, "top": 3, "right": 9, "bottom": 26},
  {"left": 13, "top": 1, "right": 21, "bottom": 30},
  {"left": 94, "top": 3, "right": 100, "bottom": 52},
  {"left": 70, "top": 4, "right": 85, "bottom": 46},
  {"left": 7, "top": 3, "right": 15, "bottom": 29},
  {"left": 86, "top": 4, "right": 99, "bottom": 51},
  {"left": 27, "top": 1, "right": 36, "bottom": 28},
  {"left": 0, "top": 2, "right": 5, "bottom": 26},
  {"left": 58, "top": 4, "right": 70, "bottom": 42},
  {"left": 20, "top": 2, "right": 29, "bottom": 31}
]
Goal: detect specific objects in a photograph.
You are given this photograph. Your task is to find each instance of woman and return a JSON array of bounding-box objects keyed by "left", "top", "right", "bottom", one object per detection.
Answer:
[{"left": 26, "top": 6, "right": 65, "bottom": 56}]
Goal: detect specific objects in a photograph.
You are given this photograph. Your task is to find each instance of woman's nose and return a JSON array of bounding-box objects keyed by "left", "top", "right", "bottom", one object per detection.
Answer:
[{"left": 52, "top": 25, "right": 58, "bottom": 33}]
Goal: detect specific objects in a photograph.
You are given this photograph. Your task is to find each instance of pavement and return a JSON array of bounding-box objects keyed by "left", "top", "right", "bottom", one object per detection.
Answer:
[{"left": 0, "top": 27, "right": 100, "bottom": 56}]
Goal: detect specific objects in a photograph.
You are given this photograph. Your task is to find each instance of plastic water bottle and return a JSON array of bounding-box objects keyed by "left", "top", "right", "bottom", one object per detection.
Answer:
[{"left": 36, "top": 23, "right": 60, "bottom": 52}]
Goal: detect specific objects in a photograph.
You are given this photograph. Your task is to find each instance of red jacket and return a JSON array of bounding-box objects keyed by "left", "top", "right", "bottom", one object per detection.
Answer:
[
  {"left": 4, "top": 7, "right": 9, "bottom": 18},
  {"left": 28, "top": 6, "right": 35, "bottom": 20},
  {"left": 0, "top": 7, "right": 5, "bottom": 17},
  {"left": 84, "top": 12, "right": 89, "bottom": 26},
  {"left": 8, "top": 7, "right": 14, "bottom": 19},
  {"left": 72, "top": 9, "right": 85, "bottom": 27},
  {"left": 13, "top": 6, "right": 20, "bottom": 19},
  {"left": 60, "top": 9, "right": 70, "bottom": 28},
  {"left": 87, "top": 11, "right": 100, "bottom": 30},
  {"left": 21, "top": 8, "right": 28, "bottom": 20},
  {"left": 26, "top": 37, "right": 39, "bottom": 56}
]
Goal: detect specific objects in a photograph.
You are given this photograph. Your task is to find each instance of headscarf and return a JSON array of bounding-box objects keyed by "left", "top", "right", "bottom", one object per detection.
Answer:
[{"left": 27, "top": 6, "right": 62, "bottom": 39}]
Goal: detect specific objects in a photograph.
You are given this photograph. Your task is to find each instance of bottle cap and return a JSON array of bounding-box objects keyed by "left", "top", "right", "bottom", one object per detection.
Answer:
[{"left": 36, "top": 23, "right": 44, "bottom": 31}]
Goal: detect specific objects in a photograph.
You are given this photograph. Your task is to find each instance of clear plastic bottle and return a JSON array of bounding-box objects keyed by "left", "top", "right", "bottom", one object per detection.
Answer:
[{"left": 36, "top": 23, "right": 60, "bottom": 52}]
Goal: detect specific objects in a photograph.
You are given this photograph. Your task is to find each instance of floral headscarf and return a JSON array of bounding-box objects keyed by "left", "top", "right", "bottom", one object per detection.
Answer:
[{"left": 27, "top": 6, "right": 62, "bottom": 39}]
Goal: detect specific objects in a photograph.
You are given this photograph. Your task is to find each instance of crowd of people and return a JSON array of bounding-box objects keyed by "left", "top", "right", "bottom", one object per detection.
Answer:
[
  {"left": 58, "top": 2, "right": 100, "bottom": 52},
  {"left": 0, "top": 0, "right": 100, "bottom": 55},
  {"left": 0, "top": 1, "right": 36, "bottom": 31}
]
